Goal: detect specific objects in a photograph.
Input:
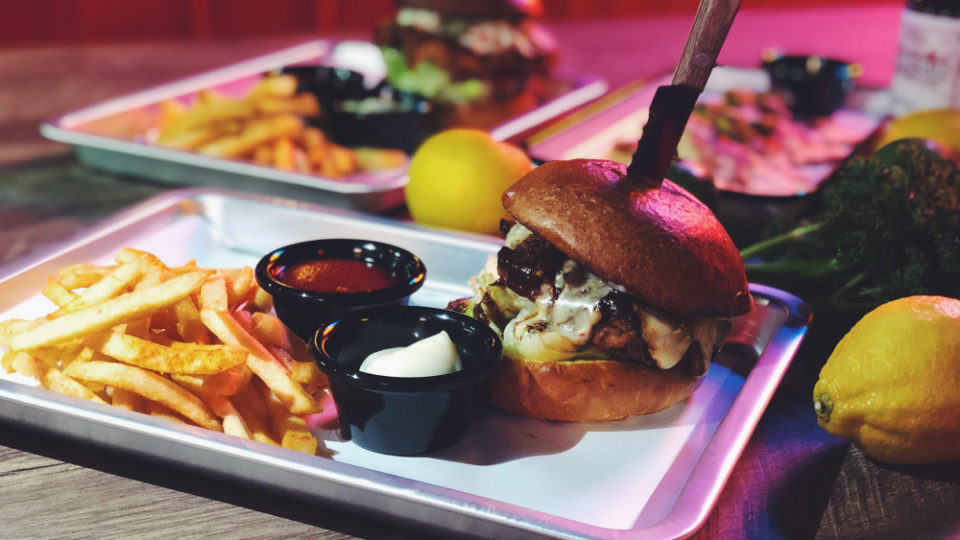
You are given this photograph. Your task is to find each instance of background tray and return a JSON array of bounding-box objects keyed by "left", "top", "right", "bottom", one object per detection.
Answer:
[
  {"left": 521, "top": 67, "right": 888, "bottom": 245},
  {"left": 0, "top": 188, "right": 811, "bottom": 539},
  {"left": 39, "top": 40, "right": 607, "bottom": 213}
]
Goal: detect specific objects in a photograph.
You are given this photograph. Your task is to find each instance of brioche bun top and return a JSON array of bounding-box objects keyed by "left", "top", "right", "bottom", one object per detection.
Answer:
[{"left": 501, "top": 159, "right": 750, "bottom": 318}]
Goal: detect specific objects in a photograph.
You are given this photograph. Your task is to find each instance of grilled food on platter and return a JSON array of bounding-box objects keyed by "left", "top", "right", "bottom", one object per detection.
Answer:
[
  {"left": 448, "top": 159, "right": 751, "bottom": 422},
  {"left": 375, "top": 0, "right": 557, "bottom": 106}
]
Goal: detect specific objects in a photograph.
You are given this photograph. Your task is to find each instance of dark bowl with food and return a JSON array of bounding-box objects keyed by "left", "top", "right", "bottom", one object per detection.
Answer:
[
  {"left": 255, "top": 239, "right": 426, "bottom": 341},
  {"left": 327, "top": 84, "right": 435, "bottom": 154},
  {"left": 282, "top": 64, "right": 435, "bottom": 154},
  {"left": 282, "top": 64, "right": 369, "bottom": 106},
  {"left": 312, "top": 305, "right": 503, "bottom": 455},
  {"left": 762, "top": 54, "right": 860, "bottom": 119}
]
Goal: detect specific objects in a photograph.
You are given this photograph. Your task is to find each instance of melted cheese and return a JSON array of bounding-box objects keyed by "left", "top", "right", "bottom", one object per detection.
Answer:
[{"left": 488, "top": 224, "right": 727, "bottom": 370}]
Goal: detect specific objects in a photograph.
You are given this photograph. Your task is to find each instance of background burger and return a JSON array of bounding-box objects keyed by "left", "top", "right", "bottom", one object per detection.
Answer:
[
  {"left": 374, "top": 0, "right": 557, "bottom": 126},
  {"left": 448, "top": 159, "right": 751, "bottom": 422}
]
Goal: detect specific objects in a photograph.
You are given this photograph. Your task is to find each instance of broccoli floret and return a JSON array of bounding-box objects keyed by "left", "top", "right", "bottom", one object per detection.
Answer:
[{"left": 739, "top": 139, "right": 960, "bottom": 321}]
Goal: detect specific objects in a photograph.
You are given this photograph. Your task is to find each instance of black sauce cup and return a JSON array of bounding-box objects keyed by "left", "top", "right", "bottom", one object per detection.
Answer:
[
  {"left": 762, "top": 53, "right": 860, "bottom": 119},
  {"left": 255, "top": 239, "right": 426, "bottom": 342},
  {"left": 312, "top": 306, "right": 503, "bottom": 456}
]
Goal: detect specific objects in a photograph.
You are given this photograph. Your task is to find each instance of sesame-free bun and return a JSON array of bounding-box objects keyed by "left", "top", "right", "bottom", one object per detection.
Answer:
[
  {"left": 501, "top": 159, "right": 750, "bottom": 318},
  {"left": 490, "top": 353, "right": 704, "bottom": 422}
]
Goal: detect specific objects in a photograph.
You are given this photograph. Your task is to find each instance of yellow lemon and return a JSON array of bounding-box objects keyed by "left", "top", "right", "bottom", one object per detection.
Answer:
[
  {"left": 813, "top": 295, "right": 960, "bottom": 464},
  {"left": 877, "top": 108, "right": 960, "bottom": 153},
  {"left": 405, "top": 128, "right": 532, "bottom": 235}
]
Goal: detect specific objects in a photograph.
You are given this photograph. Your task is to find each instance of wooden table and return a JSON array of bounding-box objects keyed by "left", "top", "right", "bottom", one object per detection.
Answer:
[{"left": 4, "top": 5, "right": 960, "bottom": 539}]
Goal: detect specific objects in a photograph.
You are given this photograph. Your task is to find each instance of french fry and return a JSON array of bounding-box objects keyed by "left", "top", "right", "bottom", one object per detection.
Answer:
[
  {"left": 42, "top": 365, "right": 108, "bottom": 405},
  {"left": 42, "top": 279, "right": 79, "bottom": 307},
  {"left": 206, "top": 394, "right": 252, "bottom": 440},
  {"left": 88, "top": 330, "right": 247, "bottom": 374},
  {"left": 199, "top": 308, "right": 319, "bottom": 414},
  {"left": 58, "top": 263, "right": 114, "bottom": 289},
  {"left": 196, "top": 114, "right": 303, "bottom": 159},
  {"left": 273, "top": 137, "right": 295, "bottom": 171},
  {"left": 10, "top": 351, "right": 43, "bottom": 379},
  {"left": 143, "top": 399, "right": 190, "bottom": 424},
  {"left": 233, "top": 381, "right": 280, "bottom": 445},
  {"left": 246, "top": 74, "right": 298, "bottom": 101},
  {"left": 50, "top": 258, "right": 150, "bottom": 318},
  {"left": 290, "top": 359, "right": 328, "bottom": 390},
  {"left": 250, "top": 312, "right": 292, "bottom": 351},
  {"left": 1, "top": 349, "right": 16, "bottom": 373},
  {"left": 173, "top": 374, "right": 252, "bottom": 440},
  {"left": 199, "top": 276, "right": 229, "bottom": 312},
  {"left": 62, "top": 346, "right": 95, "bottom": 371},
  {"left": 223, "top": 266, "right": 257, "bottom": 308},
  {"left": 249, "top": 287, "right": 274, "bottom": 313},
  {"left": 155, "top": 126, "right": 222, "bottom": 151},
  {"left": 252, "top": 144, "right": 273, "bottom": 164},
  {"left": 112, "top": 387, "right": 143, "bottom": 412},
  {"left": 0, "top": 319, "right": 39, "bottom": 348},
  {"left": 23, "top": 341, "right": 84, "bottom": 367},
  {"left": 64, "top": 360, "right": 220, "bottom": 431},
  {"left": 115, "top": 247, "right": 169, "bottom": 269},
  {"left": 260, "top": 380, "right": 322, "bottom": 456},
  {"left": 10, "top": 271, "right": 210, "bottom": 350},
  {"left": 9, "top": 351, "right": 108, "bottom": 405},
  {"left": 1, "top": 249, "right": 328, "bottom": 455},
  {"left": 353, "top": 147, "right": 409, "bottom": 172},
  {"left": 256, "top": 93, "right": 320, "bottom": 117},
  {"left": 158, "top": 98, "right": 188, "bottom": 129},
  {"left": 173, "top": 297, "right": 209, "bottom": 344}
]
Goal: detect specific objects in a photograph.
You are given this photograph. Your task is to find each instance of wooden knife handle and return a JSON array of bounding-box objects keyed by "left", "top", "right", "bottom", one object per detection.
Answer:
[{"left": 673, "top": 0, "right": 742, "bottom": 91}]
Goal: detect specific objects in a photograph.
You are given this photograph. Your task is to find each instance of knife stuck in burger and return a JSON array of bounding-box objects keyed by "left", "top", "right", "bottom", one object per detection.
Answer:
[{"left": 447, "top": 0, "right": 747, "bottom": 422}]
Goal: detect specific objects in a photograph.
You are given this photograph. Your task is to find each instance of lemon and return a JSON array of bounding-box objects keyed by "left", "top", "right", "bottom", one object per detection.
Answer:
[
  {"left": 813, "top": 296, "right": 960, "bottom": 464},
  {"left": 405, "top": 128, "right": 532, "bottom": 235},
  {"left": 877, "top": 108, "right": 960, "bottom": 153}
]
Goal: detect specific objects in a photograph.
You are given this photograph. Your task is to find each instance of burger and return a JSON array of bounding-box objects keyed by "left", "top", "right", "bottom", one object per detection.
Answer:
[
  {"left": 448, "top": 159, "right": 751, "bottom": 422},
  {"left": 374, "top": 0, "right": 557, "bottom": 114}
]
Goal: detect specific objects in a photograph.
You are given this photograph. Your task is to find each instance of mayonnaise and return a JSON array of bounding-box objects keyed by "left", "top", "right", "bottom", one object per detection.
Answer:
[{"left": 358, "top": 331, "right": 463, "bottom": 377}]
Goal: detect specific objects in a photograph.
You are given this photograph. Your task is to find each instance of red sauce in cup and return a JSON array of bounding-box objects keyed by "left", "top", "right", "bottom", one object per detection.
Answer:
[{"left": 276, "top": 259, "right": 400, "bottom": 293}]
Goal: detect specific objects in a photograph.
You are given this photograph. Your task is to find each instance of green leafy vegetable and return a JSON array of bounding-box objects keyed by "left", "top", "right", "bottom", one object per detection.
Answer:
[
  {"left": 381, "top": 47, "right": 488, "bottom": 103},
  {"left": 739, "top": 139, "right": 960, "bottom": 322}
]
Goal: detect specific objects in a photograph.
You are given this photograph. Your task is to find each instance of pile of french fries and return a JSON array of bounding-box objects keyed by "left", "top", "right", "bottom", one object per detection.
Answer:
[
  {"left": 0, "top": 248, "right": 330, "bottom": 456},
  {"left": 154, "top": 73, "right": 407, "bottom": 178}
]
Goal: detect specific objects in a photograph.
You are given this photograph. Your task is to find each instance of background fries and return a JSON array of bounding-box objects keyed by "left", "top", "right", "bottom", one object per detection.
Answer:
[
  {"left": 153, "top": 73, "right": 407, "bottom": 179},
  {"left": 0, "top": 248, "right": 329, "bottom": 456}
]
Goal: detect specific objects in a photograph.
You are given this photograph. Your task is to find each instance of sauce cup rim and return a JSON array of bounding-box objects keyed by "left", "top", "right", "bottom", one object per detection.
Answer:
[
  {"left": 312, "top": 305, "right": 503, "bottom": 393},
  {"left": 255, "top": 238, "right": 427, "bottom": 306}
]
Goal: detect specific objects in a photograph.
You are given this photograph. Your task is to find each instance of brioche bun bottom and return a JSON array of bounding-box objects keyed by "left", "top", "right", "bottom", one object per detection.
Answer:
[{"left": 489, "top": 354, "right": 704, "bottom": 422}]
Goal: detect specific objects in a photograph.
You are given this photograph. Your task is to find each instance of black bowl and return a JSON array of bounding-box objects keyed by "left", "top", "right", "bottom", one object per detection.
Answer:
[
  {"left": 281, "top": 64, "right": 434, "bottom": 153},
  {"left": 255, "top": 239, "right": 426, "bottom": 341},
  {"left": 762, "top": 54, "right": 860, "bottom": 119},
  {"left": 328, "top": 84, "right": 435, "bottom": 154},
  {"left": 312, "top": 306, "right": 503, "bottom": 455},
  {"left": 281, "top": 64, "right": 368, "bottom": 106}
]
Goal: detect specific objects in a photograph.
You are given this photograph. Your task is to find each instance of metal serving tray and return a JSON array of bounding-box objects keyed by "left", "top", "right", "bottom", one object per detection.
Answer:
[
  {"left": 0, "top": 189, "right": 811, "bottom": 539},
  {"left": 525, "top": 66, "right": 887, "bottom": 186},
  {"left": 39, "top": 40, "right": 607, "bottom": 213}
]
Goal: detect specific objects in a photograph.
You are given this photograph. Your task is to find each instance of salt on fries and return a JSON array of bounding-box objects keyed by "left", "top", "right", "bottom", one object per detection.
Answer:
[
  {"left": 0, "top": 248, "right": 329, "bottom": 456},
  {"left": 153, "top": 73, "right": 407, "bottom": 178}
]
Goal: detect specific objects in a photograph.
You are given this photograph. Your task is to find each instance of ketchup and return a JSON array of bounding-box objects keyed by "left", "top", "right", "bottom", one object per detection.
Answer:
[{"left": 276, "top": 259, "right": 400, "bottom": 293}]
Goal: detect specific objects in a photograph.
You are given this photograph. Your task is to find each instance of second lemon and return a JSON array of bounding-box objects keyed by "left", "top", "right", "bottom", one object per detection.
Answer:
[{"left": 405, "top": 129, "right": 532, "bottom": 235}]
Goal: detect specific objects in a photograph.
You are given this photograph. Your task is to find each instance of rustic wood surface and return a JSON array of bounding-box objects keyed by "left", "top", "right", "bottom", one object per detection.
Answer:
[{"left": 3, "top": 6, "right": 959, "bottom": 539}]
